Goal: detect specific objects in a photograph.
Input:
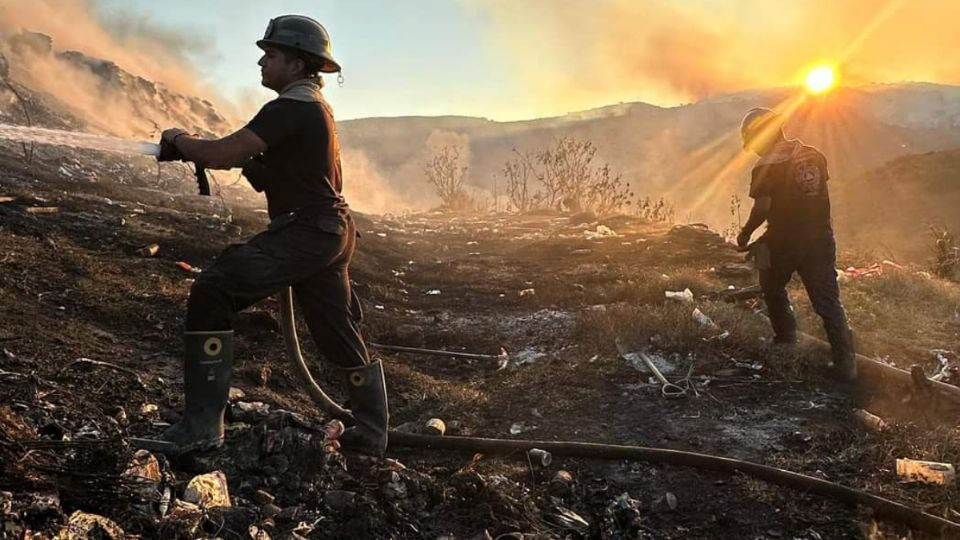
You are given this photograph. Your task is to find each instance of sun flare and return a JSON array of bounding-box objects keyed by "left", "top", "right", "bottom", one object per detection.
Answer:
[{"left": 805, "top": 65, "right": 837, "bottom": 94}]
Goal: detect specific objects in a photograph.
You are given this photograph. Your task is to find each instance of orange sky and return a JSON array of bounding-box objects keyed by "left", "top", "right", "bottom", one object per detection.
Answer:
[
  {"left": 469, "top": 0, "right": 960, "bottom": 118},
  {"left": 3, "top": 0, "right": 960, "bottom": 120}
]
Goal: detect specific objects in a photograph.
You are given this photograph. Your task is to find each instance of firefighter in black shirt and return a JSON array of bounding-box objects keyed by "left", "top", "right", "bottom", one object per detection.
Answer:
[
  {"left": 145, "top": 15, "right": 388, "bottom": 455},
  {"left": 737, "top": 107, "right": 857, "bottom": 383}
]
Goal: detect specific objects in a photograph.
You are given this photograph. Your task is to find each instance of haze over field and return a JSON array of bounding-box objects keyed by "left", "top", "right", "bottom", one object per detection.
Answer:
[{"left": 1, "top": 0, "right": 959, "bottom": 255}]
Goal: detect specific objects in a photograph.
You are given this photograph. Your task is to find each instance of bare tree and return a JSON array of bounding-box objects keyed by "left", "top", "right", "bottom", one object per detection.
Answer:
[
  {"left": 425, "top": 145, "right": 470, "bottom": 210},
  {"left": 502, "top": 149, "right": 537, "bottom": 212}
]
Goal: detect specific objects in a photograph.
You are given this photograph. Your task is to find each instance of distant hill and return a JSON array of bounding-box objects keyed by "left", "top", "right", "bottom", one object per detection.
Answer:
[
  {"left": 834, "top": 147, "right": 960, "bottom": 260},
  {"left": 0, "top": 31, "right": 230, "bottom": 138},
  {"left": 338, "top": 83, "right": 960, "bottom": 222}
]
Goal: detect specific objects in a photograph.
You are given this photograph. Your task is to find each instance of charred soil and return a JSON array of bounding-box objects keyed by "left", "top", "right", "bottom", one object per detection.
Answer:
[{"left": 2, "top": 144, "right": 960, "bottom": 539}]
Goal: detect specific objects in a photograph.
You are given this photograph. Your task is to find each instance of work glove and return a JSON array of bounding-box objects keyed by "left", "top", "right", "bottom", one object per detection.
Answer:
[
  {"left": 736, "top": 229, "right": 752, "bottom": 250},
  {"left": 161, "top": 128, "right": 188, "bottom": 144},
  {"left": 158, "top": 128, "right": 188, "bottom": 162}
]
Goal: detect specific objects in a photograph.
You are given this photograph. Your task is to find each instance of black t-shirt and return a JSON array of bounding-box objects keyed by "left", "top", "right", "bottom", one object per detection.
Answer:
[
  {"left": 244, "top": 97, "right": 348, "bottom": 220},
  {"left": 749, "top": 140, "right": 833, "bottom": 245}
]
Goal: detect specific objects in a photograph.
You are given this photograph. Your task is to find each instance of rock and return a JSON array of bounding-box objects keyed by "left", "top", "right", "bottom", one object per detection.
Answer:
[
  {"left": 261, "top": 503, "right": 282, "bottom": 519},
  {"left": 228, "top": 387, "right": 246, "bottom": 401},
  {"left": 323, "top": 490, "right": 357, "bottom": 512},
  {"left": 57, "top": 511, "right": 126, "bottom": 540},
  {"left": 183, "top": 470, "right": 230, "bottom": 508},
  {"left": 204, "top": 506, "right": 257, "bottom": 535}
]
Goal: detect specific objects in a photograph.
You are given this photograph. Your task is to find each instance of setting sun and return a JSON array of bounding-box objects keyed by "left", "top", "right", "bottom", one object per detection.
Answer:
[{"left": 805, "top": 65, "right": 838, "bottom": 94}]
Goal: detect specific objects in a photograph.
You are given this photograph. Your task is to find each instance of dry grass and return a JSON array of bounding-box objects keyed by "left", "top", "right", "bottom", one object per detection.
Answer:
[{"left": 793, "top": 270, "right": 960, "bottom": 365}]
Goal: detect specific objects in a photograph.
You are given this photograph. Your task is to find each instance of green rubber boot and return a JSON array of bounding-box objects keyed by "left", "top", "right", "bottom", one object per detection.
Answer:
[
  {"left": 340, "top": 361, "right": 389, "bottom": 456},
  {"left": 134, "top": 331, "right": 233, "bottom": 456}
]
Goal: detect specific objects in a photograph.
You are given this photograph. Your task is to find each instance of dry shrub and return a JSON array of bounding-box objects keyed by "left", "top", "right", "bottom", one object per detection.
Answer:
[{"left": 500, "top": 137, "right": 633, "bottom": 215}]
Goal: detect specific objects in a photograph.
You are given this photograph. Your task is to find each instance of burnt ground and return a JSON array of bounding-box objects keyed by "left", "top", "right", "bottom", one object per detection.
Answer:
[{"left": 1, "top": 143, "right": 960, "bottom": 539}]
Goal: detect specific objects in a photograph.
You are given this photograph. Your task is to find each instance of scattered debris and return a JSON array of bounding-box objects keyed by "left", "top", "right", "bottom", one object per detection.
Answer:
[
  {"left": 853, "top": 409, "right": 888, "bottom": 432},
  {"left": 137, "top": 243, "right": 159, "bottom": 257},
  {"left": 232, "top": 401, "right": 271, "bottom": 423},
  {"left": 518, "top": 288, "right": 536, "bottom": 297},
  {"left": 584, "top": 224, "right": 618, "bottom": 239},
  {"left": 57, "top": 510, "right": 126, "bottom": 540},
  {"left": 665, "top": 288, "right": 694, "bottom": 303},
  {"left": 424, "top": 418, "right": 446, "bottom": 436},
  {"left": 425, "top": 289, "right": 442, "bottom": 296},
  {"left": 692, "top": 308, "right": 730, "bottom": 340},
  {"left": 175, "top": 261, "right": 202, "bottom": 274},
  {"left": 549, "top": 470, "right": 575, "bottom": 496},
  {"left": 602, "top": 492, "right": 644, "bottom": 538},
  {"left": 25, "top": 206, "right": 58, "bottom": 214},
  {"left": 509, "top": 422, "right": 537, "bottom": 435},
  {"left": 620, "top": 349, "right": 678, "bottom": 376},
  {"left": 512, "top": 348, "right": 547, "bottom": 366},
  {"left": 547, "top": 506, "right": 590, "bottom": 533},
  {"left": 183, "top": 471, "right": 231, "bottom": 508},
  {"left": 122, "top": 449, "right": 161, "bottom": 482},
  {"left": 896, "top": 459, "right": 956, "bottom": 486},
  {"left": 839, "top": 260, "right": 905, "bottom": 281},
  {"left": 527, "top": 448, "right": 552, "bottom": 468}
]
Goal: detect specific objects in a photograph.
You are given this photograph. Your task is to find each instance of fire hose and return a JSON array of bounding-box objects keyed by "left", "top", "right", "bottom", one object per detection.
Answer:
[{"left": 278, "top": 288, "right": 960, "bottom": 536}]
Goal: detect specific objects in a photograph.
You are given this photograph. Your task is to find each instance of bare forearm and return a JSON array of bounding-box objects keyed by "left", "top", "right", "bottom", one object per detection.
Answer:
[
  {"left": 742, "top": 197, "right": 771, "bottom": 235},
  {"left": 175, "top": 137, "right": 240, "bottom": 170},
  {"left": 174, "top": 129, "right": 267, "bottom": 170}
]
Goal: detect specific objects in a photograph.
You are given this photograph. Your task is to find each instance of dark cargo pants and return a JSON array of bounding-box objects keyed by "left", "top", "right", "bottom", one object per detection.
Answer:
[
  {"left": 185, "top": 208, "right": 369, "bottom": 368},
  {"left": 758, "top": 237, "right": 855, "bottom": 364}
]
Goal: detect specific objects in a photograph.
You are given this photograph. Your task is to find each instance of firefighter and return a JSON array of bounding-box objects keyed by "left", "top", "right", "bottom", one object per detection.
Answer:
[
  {"left": 145, "top": 15, "right": 388, "bottom": 456},
  {"left": 737, "top": 107, "right": 857, "bottom": 382}
]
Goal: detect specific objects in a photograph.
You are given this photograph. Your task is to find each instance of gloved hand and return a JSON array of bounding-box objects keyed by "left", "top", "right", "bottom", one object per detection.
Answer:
[
  {"left": 161, "top": 128, "right": 188, "bottom": 145},
  {"left": 736, "top": 229, "right": 752, "bottom": 250},
  {"left": 158, "top": 128, "right": 188, "bottom": 162}
]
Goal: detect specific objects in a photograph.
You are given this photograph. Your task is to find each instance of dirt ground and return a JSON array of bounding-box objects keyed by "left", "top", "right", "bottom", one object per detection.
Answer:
[{"left": 2, "top": 143, "right": 960, "bottom": 539}]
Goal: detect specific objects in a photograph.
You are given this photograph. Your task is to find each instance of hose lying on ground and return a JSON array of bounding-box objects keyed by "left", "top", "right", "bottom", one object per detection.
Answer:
[
  {"left": 278, "top": 287, "right": 352, "bottom": 422},
  {"left": 279, "top": 286, "right": 960, "bottom": 536},
  {"left": 388, "top": 432, "right": 960, "bottom": 536}
]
